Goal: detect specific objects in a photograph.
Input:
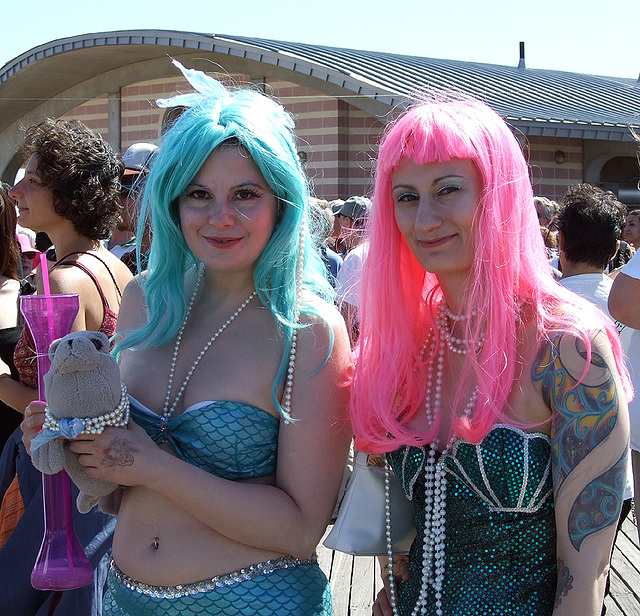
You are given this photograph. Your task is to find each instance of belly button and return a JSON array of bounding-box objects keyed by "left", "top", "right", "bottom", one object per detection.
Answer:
[{"left": 152, "top": 537, "right": 160, "bottom": 550}]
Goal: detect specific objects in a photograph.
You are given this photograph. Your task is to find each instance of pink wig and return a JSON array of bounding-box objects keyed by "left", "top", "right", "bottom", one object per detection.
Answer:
[{"left": 351, "top": 96, "right": 631, "bottom": 453}]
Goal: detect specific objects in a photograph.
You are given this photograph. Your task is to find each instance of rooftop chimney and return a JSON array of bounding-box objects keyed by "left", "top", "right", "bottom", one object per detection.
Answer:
[{"left": 518, "top": 42, "right": 526, "bottom": 69}]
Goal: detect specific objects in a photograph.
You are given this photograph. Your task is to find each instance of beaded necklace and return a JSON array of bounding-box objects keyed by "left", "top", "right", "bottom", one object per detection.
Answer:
[
  {"left": 385, "top": 302, "right": 479, "bottom": 616},
  {"left": 161, "top": 267, "right": 257, "bottom": 421},
  {"left": 162, "top": 224, "right": 305, "bottom": 425},
  {"left": 42, "top": 381, "right": 130, "bottom": 436}
]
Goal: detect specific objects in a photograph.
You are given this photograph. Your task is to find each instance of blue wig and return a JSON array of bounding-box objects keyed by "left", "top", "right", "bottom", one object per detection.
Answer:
[{"left": 114, "top": 65, "right": 334, "bottom": 419}]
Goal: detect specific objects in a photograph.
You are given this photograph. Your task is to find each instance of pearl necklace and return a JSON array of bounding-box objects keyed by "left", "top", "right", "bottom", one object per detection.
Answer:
[
  {"left": 162, "top": 267, "right": 257, "bottom": 421},
  {"left": 282, "top": 223, "right": 305, "bottom": 422},
  {"left": 438, "top": 303, "right": 484, "bottom": 355},
  {"left": 386, "top": 302, "right": 478, "bottom": 616},
  {"left": 162, "top": 220, "right": 305, "bottom": 425},
  {"left": 42, "top": 381, "right": 130, "bottom": 435}
]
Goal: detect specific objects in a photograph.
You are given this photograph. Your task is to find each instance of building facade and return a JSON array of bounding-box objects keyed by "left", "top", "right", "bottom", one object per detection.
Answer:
[{"left": 1, "top": 30, "right": 638, "bottom": 204}]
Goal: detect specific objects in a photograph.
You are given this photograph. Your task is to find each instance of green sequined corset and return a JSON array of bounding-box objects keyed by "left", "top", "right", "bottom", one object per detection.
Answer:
[{"left": 388, "top": 424, "right": 557, "bottom": 616}]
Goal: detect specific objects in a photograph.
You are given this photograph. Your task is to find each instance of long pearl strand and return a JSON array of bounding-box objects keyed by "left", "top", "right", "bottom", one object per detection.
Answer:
[
  {"left": 162, "top": 267, "right": 257, "bottom": 421},
  {"left": 282, "top": 221, "right": 305, "bottom": 422},
  {"left": 386, "top": 302, "right": 479, "bottom": 616}
]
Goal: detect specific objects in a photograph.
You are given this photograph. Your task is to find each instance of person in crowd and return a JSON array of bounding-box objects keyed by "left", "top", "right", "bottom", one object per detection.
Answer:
[
  {"left": 556, "top": 184, "right": 627, "bottom": 322},
  {"left": 308, "top": 197, "right": 343, "bottom": 286},
  {"left": 108, "top": 142, "right": 157, "bottom": 270},
  {"left": 334, "top": 196, "right": 371, "bottom": 345},
  {"left": 609, "top": 246, "right": 640, "bottom": 549},
  {"left": 623, "top": 211, "right": 640, "bottom": 251},
  {"left": 349, "top": 96, "right": 631, "bottom": 616},
  {"left": 16, "top": 233, "right": 38, "bottom": 280},
  {"left": 0, "top": 183, "right": 22, "bottom": 450},
  {"left": 609, "top": 129, "right": 640, "bottom": 551},
  {"left": 328, "top": 199, "right": 344, "bottom": 253},
  {"left": 536, "top": 196, "right": 561, "bottom": 270},
  {"left": 22, "top": 62, "right": 351, "bottom": 615},
  {"left": 534, "top": 195, "right": 558, "bottom": 229},
  {"left": 540, "top": 226, "right": 562, "bottom": 279},
  {"left": 608, "top": 238, "right": 633, "bottom": 275},
  {"left": 0, "top": 118, "right": 133, "bottom": 615},
  {"left": 333, "top": 195, "right": 370, "bottom": 257}
]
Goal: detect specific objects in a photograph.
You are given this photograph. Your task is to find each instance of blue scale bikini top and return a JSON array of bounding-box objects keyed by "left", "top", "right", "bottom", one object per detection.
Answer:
[{"left": 129, "top": 396, "right": 279, "bottom": 480}]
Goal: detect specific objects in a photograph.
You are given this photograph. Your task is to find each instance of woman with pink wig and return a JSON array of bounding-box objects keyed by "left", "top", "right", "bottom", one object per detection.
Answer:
[{"left": 351, "top": 97, "right": 631, "bottom": 616}]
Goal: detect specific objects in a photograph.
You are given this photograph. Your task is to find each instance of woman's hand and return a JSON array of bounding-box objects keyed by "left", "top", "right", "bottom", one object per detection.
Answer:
[
  {"left": 22, "top": 401, "right": 47, "bottom": 454},
  {"left": 68, "top": 420, "right": 160, "bottom": 487},
  {"left": 373, "top": 558, "right": 410, "bottom": 616}
]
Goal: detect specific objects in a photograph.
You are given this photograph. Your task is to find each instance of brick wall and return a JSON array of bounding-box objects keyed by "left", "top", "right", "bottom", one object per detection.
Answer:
[
  {"left": 63, "top": 76, "right": 587, "bottom": 205},
  {"left": 525, "top": 136, "right": 583, "bottom": 202},
  {"left": 62, "top": 74, "right": 383, "bottom": 201},
  {"left": 65, "top": 94, "right": 109, "bottom": 140},
  {"left": 265, "top": 79, "right": 383, "bottom": 200}
]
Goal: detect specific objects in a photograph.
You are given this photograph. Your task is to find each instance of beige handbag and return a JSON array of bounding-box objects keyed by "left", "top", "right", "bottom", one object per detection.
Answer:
[{"left": 323, "top": 450, "right": 416, "bottom": 556}]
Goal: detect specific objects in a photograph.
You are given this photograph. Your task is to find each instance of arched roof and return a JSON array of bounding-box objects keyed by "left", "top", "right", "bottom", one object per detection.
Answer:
[{"left": 1, "top": 28, "right": 639, "bottom": 179}]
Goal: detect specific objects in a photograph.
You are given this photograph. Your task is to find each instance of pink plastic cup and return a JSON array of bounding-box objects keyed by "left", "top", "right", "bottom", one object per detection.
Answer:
[{"left": 20, "top": 293, "right": 94, "bottom": 590}]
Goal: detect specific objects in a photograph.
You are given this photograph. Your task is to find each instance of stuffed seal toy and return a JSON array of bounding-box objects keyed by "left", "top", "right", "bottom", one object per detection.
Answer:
[{"left": 31, "top": 330, "right": 129, "bottom": 514}]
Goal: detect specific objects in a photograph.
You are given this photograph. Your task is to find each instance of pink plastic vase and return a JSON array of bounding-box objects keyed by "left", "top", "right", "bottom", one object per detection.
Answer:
[{"left": 20, "top": 294, "right": 94, "bottom": 590}]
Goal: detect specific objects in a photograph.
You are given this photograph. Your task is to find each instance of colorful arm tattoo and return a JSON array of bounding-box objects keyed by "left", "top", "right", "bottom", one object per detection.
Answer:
[
  {"left": 567, "top": 450, "right": 626, "bottom": 551},
  {"left": 532, "top": 334, "right": 625, "bottom": 551}
]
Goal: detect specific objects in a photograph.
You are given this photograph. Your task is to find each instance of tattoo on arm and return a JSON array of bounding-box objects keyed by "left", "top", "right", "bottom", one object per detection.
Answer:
[
  {"left": 532, "top": 334, "right": 624, "bottom": 550},
  {"left": 103, "top": 438, "right": 138, "bottom": 468},
  {"left": 554, "top": 558, "right": 573, "bottom": 608},
  {"left": 567, "top": 450, "right": 626, "bottom": 551}
]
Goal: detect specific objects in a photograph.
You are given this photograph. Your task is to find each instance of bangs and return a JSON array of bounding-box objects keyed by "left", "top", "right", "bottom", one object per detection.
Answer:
[{"left": 379, "top": 104, "right": 480, "bottom": 176}]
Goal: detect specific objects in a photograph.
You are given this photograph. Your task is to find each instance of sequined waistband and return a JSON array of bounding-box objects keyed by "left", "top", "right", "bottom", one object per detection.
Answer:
[{"left": 110, "top": 554, "right": 318, "bottom": 598}]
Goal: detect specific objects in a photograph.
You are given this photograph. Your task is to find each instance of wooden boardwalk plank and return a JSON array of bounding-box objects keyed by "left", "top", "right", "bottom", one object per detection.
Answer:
[
  {"left": 328, "top": 550, "right": 354, "bottom": 616},
  {"left": 350, "top": 557, "right": 378, "bottom": 616}
]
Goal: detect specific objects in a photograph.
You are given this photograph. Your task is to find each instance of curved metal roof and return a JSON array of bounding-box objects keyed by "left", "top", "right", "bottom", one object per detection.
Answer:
[
  {"left": 223, "top": 34, "right": 640, "bottom": 140},
  {"left": 1, "top": 29, "right": 639, "bottom": 141}
]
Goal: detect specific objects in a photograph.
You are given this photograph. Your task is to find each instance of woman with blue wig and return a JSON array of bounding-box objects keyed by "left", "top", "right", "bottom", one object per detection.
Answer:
[{"left": 23, "top": 61, "right": 351, "bottom": 615}]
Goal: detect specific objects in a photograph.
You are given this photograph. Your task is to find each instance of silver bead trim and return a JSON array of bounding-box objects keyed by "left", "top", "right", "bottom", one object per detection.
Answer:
[
  {"left": 446, "top": 424, "right": 552, "bottom": 513},
  {"left": 110, "top": 554, "right": 318, "bottom": 598}
]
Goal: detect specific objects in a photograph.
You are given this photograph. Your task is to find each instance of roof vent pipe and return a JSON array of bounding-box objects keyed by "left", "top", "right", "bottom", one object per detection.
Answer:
[{"left": 518, "top": 42, "right": 526, "bottom": 69}]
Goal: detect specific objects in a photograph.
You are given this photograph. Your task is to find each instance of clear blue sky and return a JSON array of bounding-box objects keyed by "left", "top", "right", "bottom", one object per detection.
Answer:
[{"left": 2, "top": 0, "right": 638, "bottom": 79}]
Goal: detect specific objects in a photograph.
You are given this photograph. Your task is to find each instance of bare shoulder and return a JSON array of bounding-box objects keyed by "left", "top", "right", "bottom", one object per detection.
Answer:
[
  {"left": 0, "top": 277, "right": 19, "bottom": 299},
  {"left": 95, "top": 248, "right": 134, "bottom": 287},
  {"left": 47, "top": 262, "right": 92, "bottom": 295},
  {"left": 531, "top": 303, "right": 624, "bottom": 421},
  {"left": 299, "top": 292, "right": 349, "bottom": 346},
  {"left": 48, "top": 249, "right": 132, "bottom": 292}
]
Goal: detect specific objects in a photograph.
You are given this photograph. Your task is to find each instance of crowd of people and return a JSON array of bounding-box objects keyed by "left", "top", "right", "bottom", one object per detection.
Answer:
[{"left": 0, "top": 60, "right": 637, "bottom": 616}]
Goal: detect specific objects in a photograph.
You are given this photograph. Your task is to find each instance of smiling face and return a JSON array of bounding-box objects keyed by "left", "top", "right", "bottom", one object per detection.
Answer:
[
  {"left": 391, "top": 157, "right": 482, "bottom": 293},
  {"left": 9, "top": 154, "right": 58, "bottom": 233},
  {"left": 178, "top": 145, "right": 278, "bottom": 280}
]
